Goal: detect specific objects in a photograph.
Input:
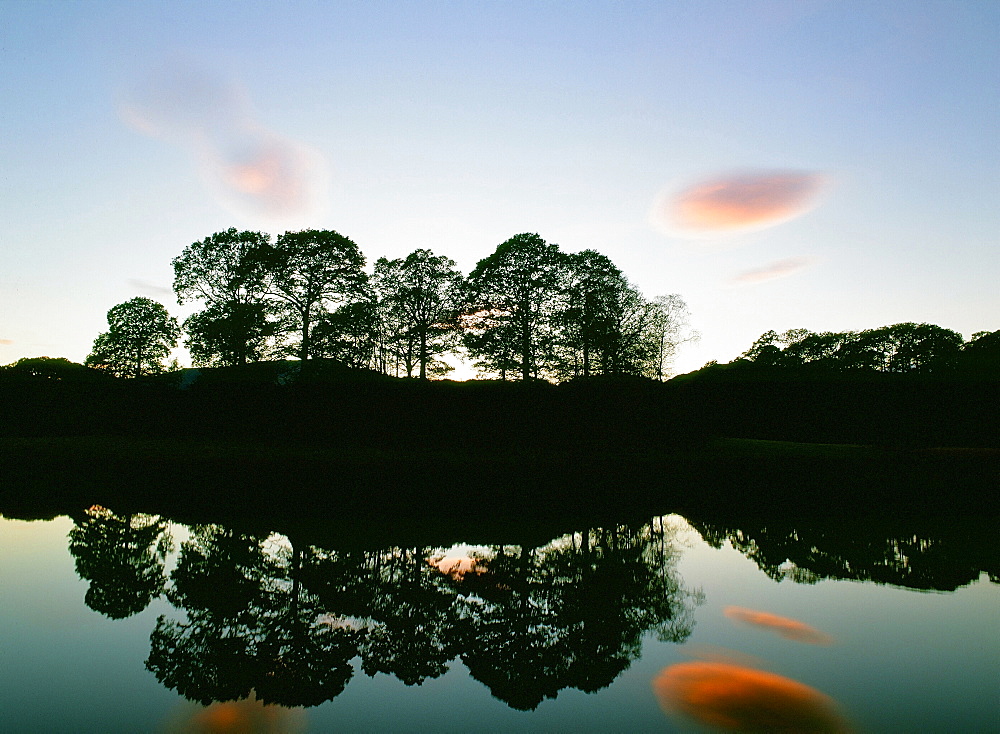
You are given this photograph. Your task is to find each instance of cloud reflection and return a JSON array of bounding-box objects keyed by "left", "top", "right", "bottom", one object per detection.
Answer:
[
  {"left": 162, "top": 692, "right": 307, "bottom": 733},
  {"left": 120, "top": 61, "right": 329, "bottom": 223},
  {"left": 725, "top": 606, "right": 834, "bottom": 645},
  {"left": 730, "top": 257, "right": 816, "bottom": 285},
  {"left": 655, "top": 171, "right": 824, "bottom": 235},
  {"left": 428, "top": 554, "right": 486, "bottom": 581},
  {"left": 653, "top": 661, "right": 852, "bottom": 733}
]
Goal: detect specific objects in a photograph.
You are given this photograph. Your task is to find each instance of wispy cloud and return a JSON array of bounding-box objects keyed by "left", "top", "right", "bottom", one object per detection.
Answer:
[
  {"left": 120, "top": 60, "right": 329, "bottom": 223},
  {"left": 730, "top": 256, "right": 817, "bottom": 285},
  {"left": 127, "top": 279, "right": 173, "bottom": 299},
  {"left": 653, "top": 170, "right": 825, "bottom": 236}
]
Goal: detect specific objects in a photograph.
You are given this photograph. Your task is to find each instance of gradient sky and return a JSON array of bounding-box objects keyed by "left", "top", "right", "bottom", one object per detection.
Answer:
[{"left": 2, "top": 0, "right": 997, "bottom": 376}]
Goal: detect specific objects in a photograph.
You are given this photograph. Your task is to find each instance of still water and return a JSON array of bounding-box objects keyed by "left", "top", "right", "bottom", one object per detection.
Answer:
[{"left": 1, "top": 508, "right": 996, "bottom": 733}]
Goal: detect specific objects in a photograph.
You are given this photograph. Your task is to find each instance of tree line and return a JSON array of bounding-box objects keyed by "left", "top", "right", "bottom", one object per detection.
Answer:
[
  {"left": 734, "top": 323, "right": 1000, "bottom": 374},
  {"left": 83, "top": 229, "right": 696, "bottom": 381}
]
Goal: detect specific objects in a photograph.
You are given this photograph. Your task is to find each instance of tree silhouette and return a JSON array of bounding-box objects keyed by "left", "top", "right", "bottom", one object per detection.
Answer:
[
  {"left": 172, "top": 229, "right": 277, "bottom": 366},
  {"left": 184, "top": 301, "right": 279, "bottom": 368},
  {"left": 555, "top": 250, "right": 630, "bottom": 378},
  {"left": 372, "top": 250, "right": 464, "bottom": 379},
  {"left": 740, "top": 323, "right": 964, "bottom": 374},
  {"left": 85, "top": 297, "right": 180, "bottom": 377},
  {"left": 68, "top": 505, "right": 171, "bottom": 619},
  {"left": 255, "top": 229, "right": 367, "bottom": 361},
  {"left": 309, "top": 299, "right": 380, "bottom": 370},
  {"left": 463, "top": 233, "right": 565, "bottom": 380},
  {"left": 645, "top": 294, "right": 697, "bottom": 380}
]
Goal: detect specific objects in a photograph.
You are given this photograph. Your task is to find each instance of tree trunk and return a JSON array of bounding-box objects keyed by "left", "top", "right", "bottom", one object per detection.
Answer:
[
  {"left": 419, "top": 328, "right": 427, "bottom": 379},
  {"left": 520, "top": 310, "right": 531, "bottom": 381},
  {"left": 299, "top": 303, "right": 311, "bottom": 361}
]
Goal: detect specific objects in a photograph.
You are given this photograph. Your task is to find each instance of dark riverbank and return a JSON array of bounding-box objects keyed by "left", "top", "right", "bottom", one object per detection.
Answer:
[
  {"left": 3, "top": 360, "right": 997, "bottom": 542},
  {"left": 4, "top": 435, "right": 998, "bottom": 549}
]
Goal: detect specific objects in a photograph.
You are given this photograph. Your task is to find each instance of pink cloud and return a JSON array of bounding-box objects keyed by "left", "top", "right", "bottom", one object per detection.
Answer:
[
  {"left": 120, "top": 61, "right": 328, "bottom": 222},
  {"left": 731, "top": 256, "right": 816, "bottom": 285},
  {"left": 656, "top": 170, "right": 825, "bottom": 235}
]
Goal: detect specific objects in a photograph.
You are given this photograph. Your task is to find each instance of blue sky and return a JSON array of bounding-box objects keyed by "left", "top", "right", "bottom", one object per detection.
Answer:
[{"left": 2, "top": 0, "right": 997, "bottom": 375}]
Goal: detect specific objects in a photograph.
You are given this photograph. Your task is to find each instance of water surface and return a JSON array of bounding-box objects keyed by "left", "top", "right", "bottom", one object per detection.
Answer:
[{"left": 1, "top": 508, "right": 996, "bottom": 732}]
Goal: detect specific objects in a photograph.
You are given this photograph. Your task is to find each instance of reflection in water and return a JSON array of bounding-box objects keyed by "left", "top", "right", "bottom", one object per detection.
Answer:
[
  {"left": 66, "top": 509, "right": 700, "bottom": 710},
  {"left": 61, "top": 506, "right": 994, "bottom": 715},
  {"left": 653, "top": 661, "right": 852, "bottom": 733},
  {"left": 427, "top": 553, "right": 486, "bottom": 580},
  {"left": 161, "top": 691, "right": 307, "bottom": 733},
  {"left": 724, "top": 606, "right": 833, "bottom": 646},
  {"left": 688, "top": 516, "right": 998, "bottom": 591},
  {"left": 68, "top": 505, "right": 172, "bottom": 619}
]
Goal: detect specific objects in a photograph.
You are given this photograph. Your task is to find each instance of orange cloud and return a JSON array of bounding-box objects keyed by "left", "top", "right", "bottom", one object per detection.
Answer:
[
  {"left": 0, "top": 339, "right": 13, "bottom": 345},
  {"left": 653, "top": 662, "right": 852, "bottom": 733},
  {"left": 731, "top": 256, "right": 816, "bottom": 285},
  {"left": 660, "top": 171, "right": 824, "bottom": 234},
  {"left": 207, "top": 136, "right": 325, "bottom": 219},
  {"left": 724, "top": 606, "right": 834, "bottom": 645}
]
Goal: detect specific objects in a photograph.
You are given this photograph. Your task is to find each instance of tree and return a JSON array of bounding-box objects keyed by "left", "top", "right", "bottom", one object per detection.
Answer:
[
  {"left": 555, "top": 250, "right": 629, "bottom": 378},
  {"left": 183, "top": 301, "right": 278, "bottom": 368},
  {"left": 373, "top": 250, "right": 464, "bottom": 379},
  {"left": 592, "top": 281, "right": 656, "bottom": 376},
  {"left": 1, "top": 356, "right": 106, "bottom": 381},
  {"left": 85, "top": 297, "right": 180, "bottom": 377},
  {"left": 309, "top": 300, "right": 381, "bottom": 370},
  {"left": 172, "top": 229, "right": 277, "bottom": 366},
  {"left": 957, "top": 330, "right": 1000, "bottom": 374},
  {"left": 838, "top": 323, "right": 963, "bottom": 373},
  {"left": 645, "top": 295, "right": 698, "bottom": 380},
  {"left": 463, "top": 233, "right": 565, "bottom": 380},
  {"left": 255, "top": 229, "right": 367, "bottom": 361}
]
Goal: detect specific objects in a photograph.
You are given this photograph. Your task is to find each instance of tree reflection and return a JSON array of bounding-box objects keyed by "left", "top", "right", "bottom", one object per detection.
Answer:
[
  {"left": 459, "top": 519, "right": 699, "bottom": 709},
  {"left": 67, "top": 512, "right": 699, "bottom": 710},
  {"left": 304, "top": 545, "right": 467, "bottom": 686},
  {"left": 689, "top": 515, "right": 997, "bottom": 591},
  {"left": 67, "top": 505, "right": 171, "bottom": 619},
  {"left": 145, "top": 527, "right": 358, "bottom": 707}
]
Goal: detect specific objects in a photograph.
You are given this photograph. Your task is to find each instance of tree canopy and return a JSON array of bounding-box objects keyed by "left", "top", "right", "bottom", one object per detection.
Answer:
[
  {"left": 738, "top": 323, "right": 965, "bottom": 374},
  {"left": 85, "top": 297, "right": 180, "bottom": 378},
  {"left": 85, "top": 228, "right": 702, "bottom": 380},
  {"left": 256, "top": 229, "right": 367, "bottom": 361},
  {"left": 172, "top": 228, "right": 277, "bottom": 367}
]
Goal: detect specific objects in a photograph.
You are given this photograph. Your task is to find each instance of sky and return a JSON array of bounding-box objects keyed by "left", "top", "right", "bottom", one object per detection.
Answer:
[{"left": 1, "top": 0, "right": 997, "bottom": 377}]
